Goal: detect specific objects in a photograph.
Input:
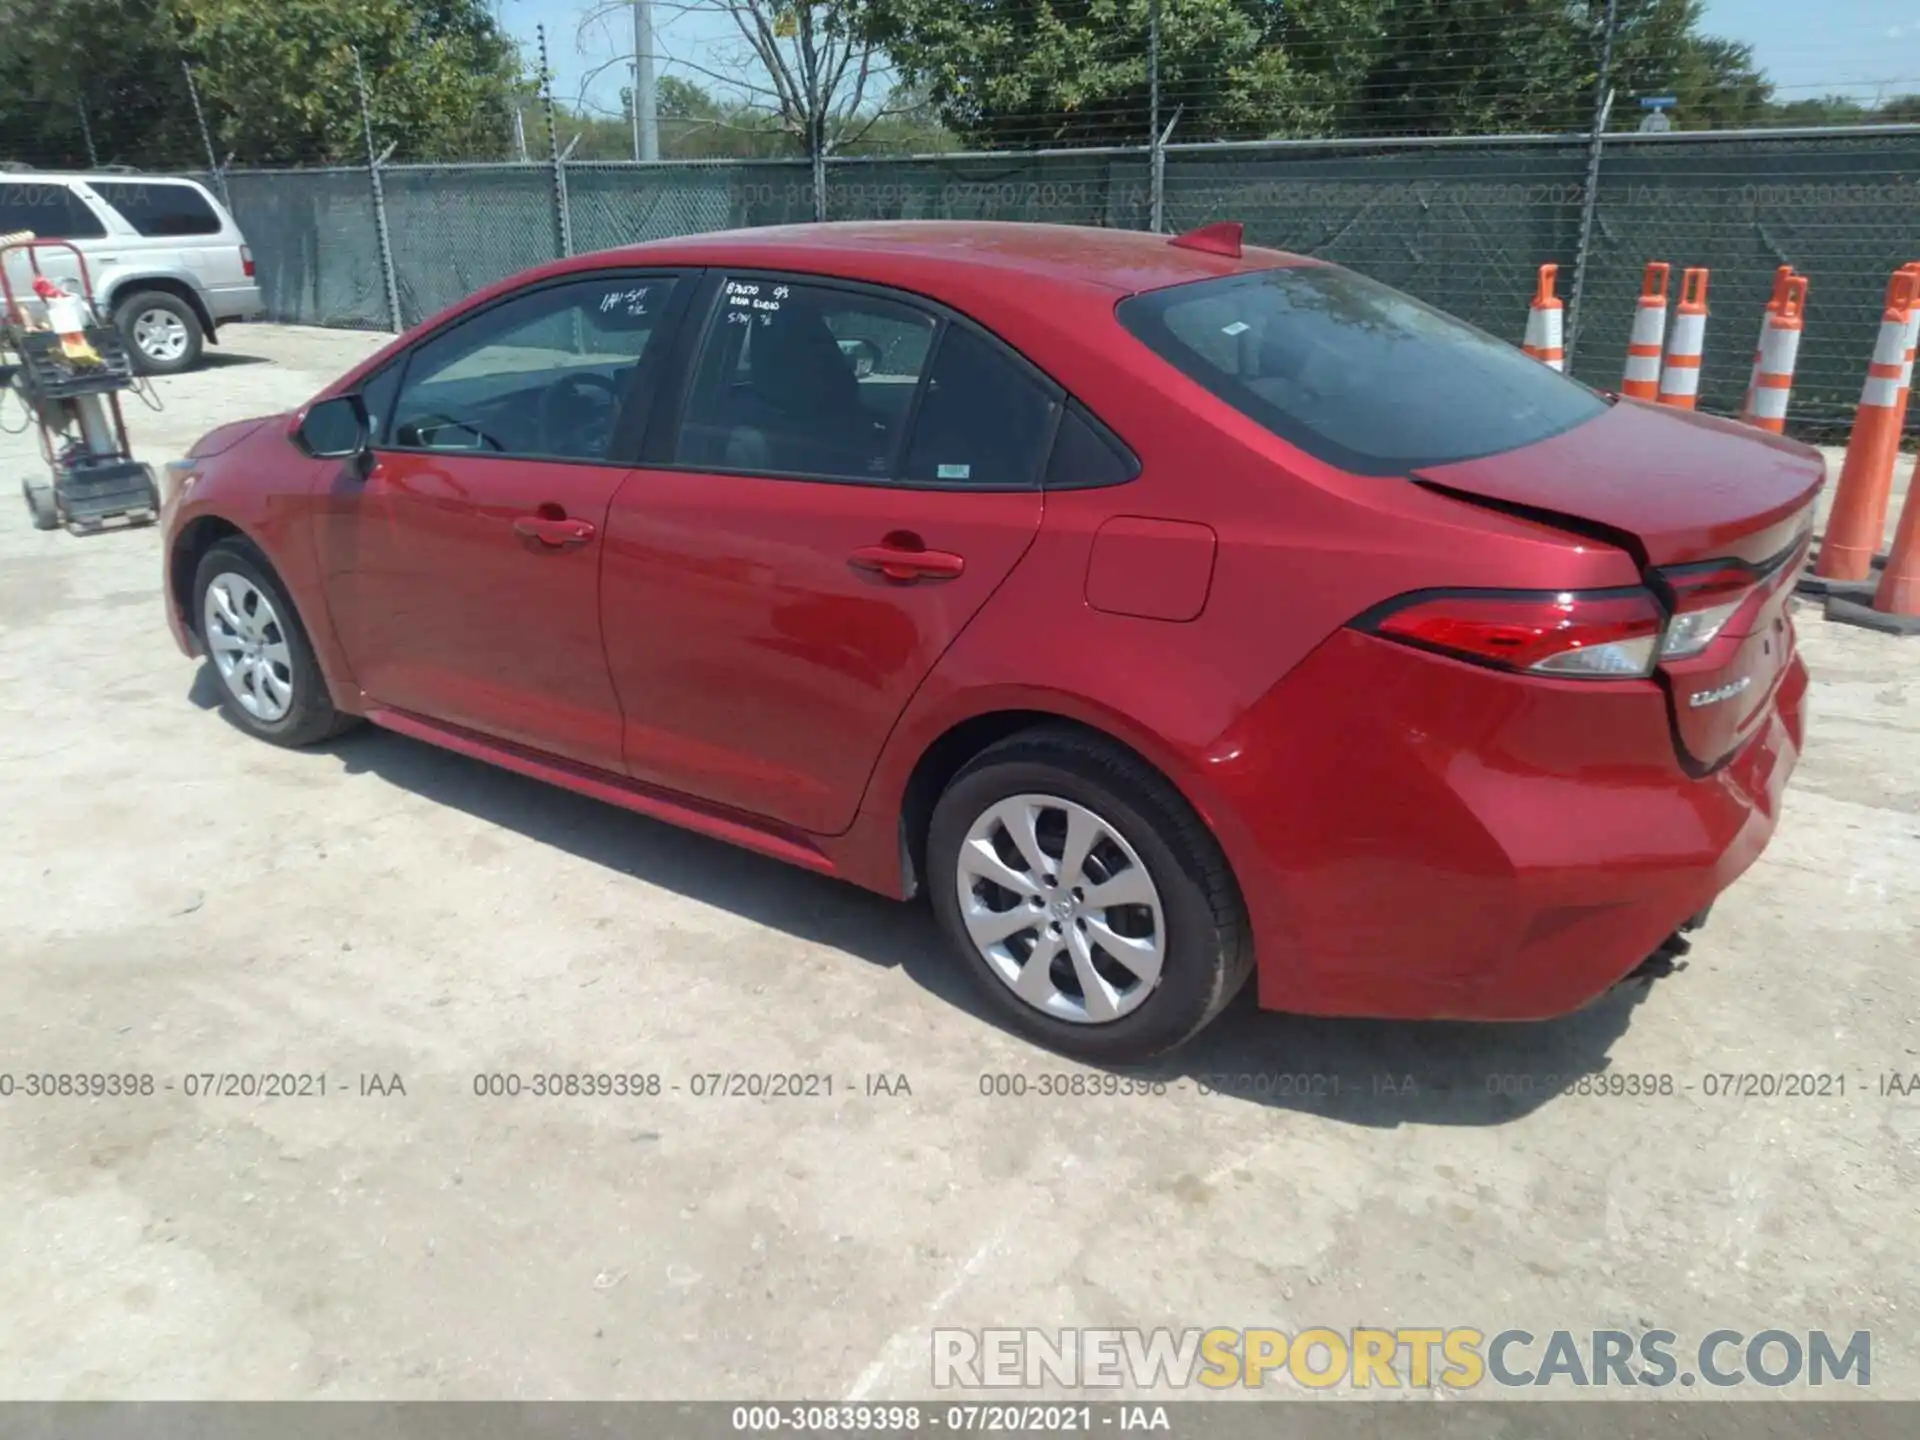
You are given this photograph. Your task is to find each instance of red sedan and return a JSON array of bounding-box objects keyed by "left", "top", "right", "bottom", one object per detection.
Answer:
[{"left": 160, "top": 221, "right": 1820, "bottom": 1062}]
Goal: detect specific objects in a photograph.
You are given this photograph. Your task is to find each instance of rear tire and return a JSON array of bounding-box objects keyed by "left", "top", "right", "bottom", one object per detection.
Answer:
[
  {"left": 22, "top": 478, "right": 59, "bottom": 531},
  {"left": 192, "top": 538, "right": 355, "bottom": 747},
  {"left": 116, "top": 290, "right": 204, "bottom": 376},
  {"left": 927, "top": 728, "right": 1252, "bottom": 1064}
]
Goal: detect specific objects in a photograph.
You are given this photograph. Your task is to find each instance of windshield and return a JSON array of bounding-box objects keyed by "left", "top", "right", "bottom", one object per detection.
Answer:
[{"left": 1116, "top": 264, "right": 1608, "bottom": 476}]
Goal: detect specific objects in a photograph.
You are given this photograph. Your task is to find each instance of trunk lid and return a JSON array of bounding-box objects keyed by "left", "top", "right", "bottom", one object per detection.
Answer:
[
  {"left": 1413, "top": 397, "right": 1823, "bottom": 567},
  {"left": 1414, "top": 397, "right": 1823, "bottom": 772}
]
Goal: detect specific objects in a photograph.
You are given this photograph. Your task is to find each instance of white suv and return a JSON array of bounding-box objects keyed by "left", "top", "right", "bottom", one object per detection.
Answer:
[{"left": 0, "top": 169, "right": 263, "bottom": 375}]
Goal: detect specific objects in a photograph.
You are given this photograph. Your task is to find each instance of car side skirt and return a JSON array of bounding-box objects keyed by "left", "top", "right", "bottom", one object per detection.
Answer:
[{"left": 365, "top": 706, "right": 858, "bottom": 882}]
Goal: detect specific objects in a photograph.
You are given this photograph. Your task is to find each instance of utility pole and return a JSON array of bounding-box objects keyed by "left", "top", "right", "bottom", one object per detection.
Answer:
[{"left": 632, "top": 0, "right": 659, "bottom": 161}]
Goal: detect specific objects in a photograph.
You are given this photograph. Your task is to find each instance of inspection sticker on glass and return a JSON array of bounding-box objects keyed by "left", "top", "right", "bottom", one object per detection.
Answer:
[
  {"left": 1222, "top": 320, "right": 1251, "bottom": 336},
  {"left": 937, "top": 463, "right": 972, "bottom": 480}
]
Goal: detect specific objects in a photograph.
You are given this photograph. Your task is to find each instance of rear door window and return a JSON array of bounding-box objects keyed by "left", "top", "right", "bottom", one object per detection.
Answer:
[
  {"left": 87, "top": 181, "right": 224, "bottom": 238},
  {"left": 0, "top": 182, "right": 106, "bottom": 239},
  {"left": 674, "top": 279, "right": 937, "bottom": 481},
  {"left": 1044, "top": 402, "right": 1139, "bottom": 489},
  {"left": 902, "top": 324, "right": 1058, "bottom": 488},
  {"left": 1117, "top": 265, "right": 1606, "bottom": 476}
]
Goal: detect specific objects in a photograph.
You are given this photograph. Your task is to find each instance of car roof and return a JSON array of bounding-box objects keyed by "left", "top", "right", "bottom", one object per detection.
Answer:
[
  {"left": 10, "top": 171, "right": 208, "bottom": 186},
  {"left": 328, "top": 220, "right": 1308, "bottom": 399},
  {"left": 581, "top": 221, "right": 1301, "bottom": 299}
]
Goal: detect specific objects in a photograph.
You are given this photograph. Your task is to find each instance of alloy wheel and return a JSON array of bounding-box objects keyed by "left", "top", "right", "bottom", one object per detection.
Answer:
[
  {"left": 133, "top": 308, "right": 190, "bottom": 364},
  {"left": 203, "top": 572, "right": 295, "bottom": 722},
  {"left": 954, "top": 792, "right": 1166, "bottom": 1024}
]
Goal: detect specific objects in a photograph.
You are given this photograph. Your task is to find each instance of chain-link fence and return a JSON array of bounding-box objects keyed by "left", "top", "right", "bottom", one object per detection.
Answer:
[
  {"left": 204, "top": 124, "right": 1920, "bottom": 435},
  {"left": 1573, "top": 131, "right": 1920, "bottom": 427},
  {"left": 220, "top": 168, "right": 389, "bottom": 330}
]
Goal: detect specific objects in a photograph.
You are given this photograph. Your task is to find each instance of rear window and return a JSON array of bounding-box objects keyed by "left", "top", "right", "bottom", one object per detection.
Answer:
[
  {"left": 88, "top": 181, "right": 224, "bottom": 238},
  {"left": 1116, "top": 265, "right": 1606, "bottom": 476},
  {"left": 0, "top": 182, "right": 106, "bottom": 240}
]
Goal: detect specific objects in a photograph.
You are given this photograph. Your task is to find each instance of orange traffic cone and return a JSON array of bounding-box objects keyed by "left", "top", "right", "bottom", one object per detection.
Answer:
[
  {"left": 1741, "top": 266, "right": 1795, "bottom": 423},
  {"left": 1813, "top": 268, "right": 1919, "bottom": 589},
  {"left": 1522, "top": 264, "right": 1564, "bottom": 371},
  {"left": 1880, "top": 260, "right": 1920, "bottom": 471},
  {"left": 1744, "top": 274, "right": 1806, "bottom": 435},
  {"left": 1828, "top": 478, "right": 1920, "bottom": 634},
  {"left": 1656, "top": 268, "right": 1709, "bottom": 409},
  {"left": 1621, "top": 262, "right": 1669, "bottom": 401}
]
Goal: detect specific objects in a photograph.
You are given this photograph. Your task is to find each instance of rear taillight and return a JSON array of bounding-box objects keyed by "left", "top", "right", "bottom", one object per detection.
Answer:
[
  {"left": 1364, "top": 588, "right": 1666, "bottom": 678},
  {"left": 241, "top": 245, "right": 255, "bottom": 278},
  {"left": 1656, "top": 564, "right": 1761, "bottom": 660}
]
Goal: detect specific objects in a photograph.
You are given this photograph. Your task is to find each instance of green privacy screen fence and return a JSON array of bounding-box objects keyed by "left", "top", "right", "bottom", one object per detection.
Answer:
[{"left": 210, "top": 126, "right": 1920, "bottom": 431}]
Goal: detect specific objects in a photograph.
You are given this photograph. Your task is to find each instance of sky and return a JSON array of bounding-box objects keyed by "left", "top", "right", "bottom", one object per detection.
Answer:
[{"left": 495, "top": 0, "right": 1920, "bottom": 123}]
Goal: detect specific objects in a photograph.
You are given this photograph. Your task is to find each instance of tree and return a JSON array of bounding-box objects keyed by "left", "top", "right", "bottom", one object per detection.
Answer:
[
  {"left": 1868, "top": 94, "right": 1920, "bottom": 123},
  {"left": 0, "top": 0, "right": 205, "bottom": 167},
  {"left": 174, "top": 0, "right": 521, "bottom": 163},
  {"left": 1348, "top": 0, "right": 1771, "bottom": 136},
  {"left": 0, "top": 0, "right": 520, "bottom": 169},
  {"left": 858, "top": 0, "right": 1776, "bottom": 145},
  {"left": 576, "top": 0, "right": 906, "bottom": 212},
  {"left": 856, "top": 0, "right": 1379, "bottom": 147},
  {"left": 1347, "top": 0, "right": 1593, "bottom": 135},
  {"left": 1604, "top": 0, "right": 1772, "bottom": 130}
]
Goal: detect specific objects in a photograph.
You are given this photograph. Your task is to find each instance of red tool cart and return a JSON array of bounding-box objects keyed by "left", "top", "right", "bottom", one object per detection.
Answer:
[{"left": 2, "top": 237, "right": 160, "bottom": 533}]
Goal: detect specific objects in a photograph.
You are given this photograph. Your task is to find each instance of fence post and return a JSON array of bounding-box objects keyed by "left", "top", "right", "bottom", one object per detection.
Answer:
[
  {"left": 353, "top": 48, "right": 404, "bottom": 334},
  {"left": 1564, "top": 0, "right": 1620, "bottom": 370},
  {"left": 76, "top": 97, "right": 98, "bottom": 168},
  {"left": 1148, "top": 0, "right": 1163, "bottom": 232},
  {"left": 538, "top": 25, "right": 574, "bottom": 258},
  {"left": 1559, "top": 0, "right": 1620, "bottom": 366},
  {"left": 181, "top": 63, "right": 230, "bottom": 211}
]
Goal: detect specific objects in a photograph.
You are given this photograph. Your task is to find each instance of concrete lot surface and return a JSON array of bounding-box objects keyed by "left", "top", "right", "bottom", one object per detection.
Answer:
[{"left": 1, "top": 325, "right": 1916, "bottom": 1401}]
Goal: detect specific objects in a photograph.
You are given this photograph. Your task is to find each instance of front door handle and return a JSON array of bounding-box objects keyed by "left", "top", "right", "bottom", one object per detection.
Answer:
[
  {"left": 848, "top": 541, "right": 966, "bottom": 583},
  {"left": 513, "top": 515, "right": 596, "bottom": 547}
]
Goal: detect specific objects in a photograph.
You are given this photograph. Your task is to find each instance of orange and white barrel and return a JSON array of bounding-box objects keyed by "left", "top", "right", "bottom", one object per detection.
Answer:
[
  {"left": 1657, "top": 267, "right": 1709, "bottom": 409},
  {"left": 1621, "top": 261, "right": 1669, "bottom": 400},
  {"left": 1816, "top": 269, "right": 1920, "bottom": 584},
  {"left": 1741, "top": 265, "right": 1794, "bottom": 422},
  {"left": 1746, "top": 275, "right": 1806, "bottom": 434},
  {"left": 1522, "top": 263, "right": 1564, "bottom": 371}
]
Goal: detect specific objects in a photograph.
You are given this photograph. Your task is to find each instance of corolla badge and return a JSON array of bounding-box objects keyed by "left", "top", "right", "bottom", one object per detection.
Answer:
[{"left": 1689, "top": 676, "right": 1753, "bottom": 708}]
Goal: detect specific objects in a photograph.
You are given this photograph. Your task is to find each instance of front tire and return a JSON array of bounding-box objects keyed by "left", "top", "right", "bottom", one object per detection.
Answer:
[
  {"left": 192, "top": 539, "right": 351, "bottom": 747},
  {"left": 928, "top": 728, "right": 1252, "bottom": 1064},
  {"left": 116, "top": 290, "right": 204, "bottom": 375}
]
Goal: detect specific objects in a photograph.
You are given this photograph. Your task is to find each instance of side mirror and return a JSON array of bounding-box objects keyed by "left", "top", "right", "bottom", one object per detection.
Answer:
[{"left": 295, "top": 394, "right": 370, "bottom": 459}]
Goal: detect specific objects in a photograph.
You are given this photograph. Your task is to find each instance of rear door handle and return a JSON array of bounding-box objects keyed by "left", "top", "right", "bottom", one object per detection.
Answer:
[
  {"left": 848, "top": 543, "right": 966, "bottom": 583},
  {"left": 513, "top": 515, "right": 596, "bottom": 547}
]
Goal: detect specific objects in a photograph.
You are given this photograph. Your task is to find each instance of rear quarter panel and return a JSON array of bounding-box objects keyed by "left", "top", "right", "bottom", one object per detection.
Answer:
[{"left": 856, "top": 288, "right": 1651, "bottom": 918}]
